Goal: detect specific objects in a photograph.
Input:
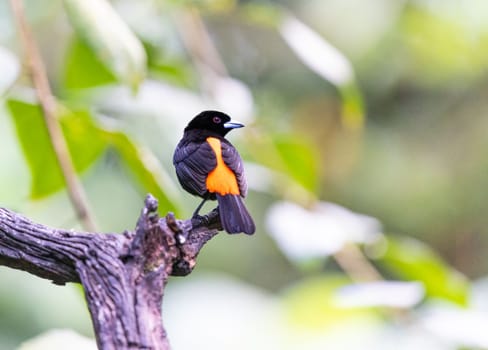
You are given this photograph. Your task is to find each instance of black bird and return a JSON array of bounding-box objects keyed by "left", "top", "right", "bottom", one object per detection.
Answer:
[{"left": 173, "top": 110, "right": 255, "bottom": 235}]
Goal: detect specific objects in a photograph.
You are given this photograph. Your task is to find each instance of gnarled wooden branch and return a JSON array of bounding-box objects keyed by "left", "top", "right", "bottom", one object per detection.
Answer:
[{"left": 0, "top": 194, "right": 221, "bottom": 350}]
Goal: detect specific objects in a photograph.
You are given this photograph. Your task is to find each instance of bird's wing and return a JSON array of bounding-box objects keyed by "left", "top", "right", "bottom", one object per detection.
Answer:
[
  {"left": 221, "top": 140, "right": 248, "bottom": 197},
  {"left": 173, "top": 140, "right": 216, "bottom": 196}
]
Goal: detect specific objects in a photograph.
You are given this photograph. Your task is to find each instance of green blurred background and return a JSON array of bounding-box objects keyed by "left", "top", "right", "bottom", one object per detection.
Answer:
[{"left": 2, "top": 0, "right": 488, "bottom": 349}]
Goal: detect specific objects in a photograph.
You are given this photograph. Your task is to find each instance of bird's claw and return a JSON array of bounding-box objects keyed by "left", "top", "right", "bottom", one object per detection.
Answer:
[{"left": 191, "top": 214, "right": 210, "bottom": 228}]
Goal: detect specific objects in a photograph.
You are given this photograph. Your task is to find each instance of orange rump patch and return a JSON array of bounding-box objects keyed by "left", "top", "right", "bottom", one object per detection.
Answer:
[{"left": 206, "top": 137, "right": 240, "bottom": 195}]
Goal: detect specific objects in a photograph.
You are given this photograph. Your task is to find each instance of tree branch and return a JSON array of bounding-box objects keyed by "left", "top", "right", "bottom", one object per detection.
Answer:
[
  {"left": 0, "top": 194, "right": 221, "bottom": 349},
  {"left": 9, "top": 0, "right": 98, "bottom": 231}
]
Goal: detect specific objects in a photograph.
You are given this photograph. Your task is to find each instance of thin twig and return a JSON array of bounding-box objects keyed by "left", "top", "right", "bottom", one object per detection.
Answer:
[
  {"left": 176, "top": 7, "right": 229, "bottom": 97},
  {"left": 9, "top": 0, "right": 97, "bottom": 231},
  {"left": 177, "top": 7, "right": 228, "bottom": 76},
  {"left": 333, "top": 244, "right": 382, "bottom": 282}
]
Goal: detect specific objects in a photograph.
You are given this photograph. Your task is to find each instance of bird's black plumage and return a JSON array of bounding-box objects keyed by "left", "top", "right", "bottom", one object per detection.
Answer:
[{"left": 173, "top": 111, "right": 255, "bottom": 235}]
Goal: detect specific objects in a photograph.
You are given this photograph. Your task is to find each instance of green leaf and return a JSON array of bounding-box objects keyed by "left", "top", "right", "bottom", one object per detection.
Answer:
[
  {"left": 6, "top": 99, "right": 107, "bottom": 198},
  {"left": 145, "top": 43, "right": 194, "bottom": 87},
  {"left": 103, "top": 131, "right": 182, "bottom": 215},
  {"left": 62, "top": 108, "right": 108, "bottom": 174},
  {"left": 7, "top": 100, "right": 60, "bottom": 198},
  {"left": 63, "top": 0, "right": 147, "bottom": 91},
  {"left": 376, "top": 236, "right": 469, "bottom": 305},
  {"left": 63, "top": 38, "right": 116, "bottom": 89},
  {"left": 274, "top": 135, "right": 319, "bottom": 193}
]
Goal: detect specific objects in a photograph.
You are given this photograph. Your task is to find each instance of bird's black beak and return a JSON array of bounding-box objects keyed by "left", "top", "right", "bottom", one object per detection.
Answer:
[{"left": 223, "top": 120, "right": 244, "bottom": 129}]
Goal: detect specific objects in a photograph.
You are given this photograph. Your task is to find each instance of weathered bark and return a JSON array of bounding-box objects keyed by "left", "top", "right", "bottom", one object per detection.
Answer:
[{"left": 0, "top": 194, "right": 221, "bottom": 350}]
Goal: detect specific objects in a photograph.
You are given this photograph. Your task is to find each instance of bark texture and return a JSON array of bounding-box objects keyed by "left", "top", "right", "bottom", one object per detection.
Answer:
[{"left": 0, "top": 194, "right": 221, "bottom": 350}]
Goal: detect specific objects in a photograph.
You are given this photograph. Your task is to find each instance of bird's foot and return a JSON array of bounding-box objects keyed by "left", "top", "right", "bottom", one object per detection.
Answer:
[{"left": 191, "top": 214, "right": 209, "bottom": 228}]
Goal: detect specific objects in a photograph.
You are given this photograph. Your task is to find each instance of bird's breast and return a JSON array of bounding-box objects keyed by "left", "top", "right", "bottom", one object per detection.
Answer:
[{"left": 205, "top": 137, "right": 240, "bottom": 195}]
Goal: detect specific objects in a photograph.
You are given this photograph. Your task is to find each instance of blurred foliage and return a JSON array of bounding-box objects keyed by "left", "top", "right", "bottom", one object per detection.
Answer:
[
  {"left": 282, "top": 275, "right": 376, "bottom": 330},
  {"left": 7, "top": 100, "right": 106, "bottom": 198},
  {"left": 63, "top": 0, "right": 147, "bottom": 91},
  {"left": 1, "top": 0, "right": 488, "bottom": 349},
  {"left": 375, "top": 236, "right": 469, "bottom": 306},
  {"left": 63, "top": 38, "right": 116, "bottom": 90}
]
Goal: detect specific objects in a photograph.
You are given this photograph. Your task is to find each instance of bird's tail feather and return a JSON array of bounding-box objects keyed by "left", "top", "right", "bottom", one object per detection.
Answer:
[{"left": 217, "top": 194, "right": 255, "bottom": 235}]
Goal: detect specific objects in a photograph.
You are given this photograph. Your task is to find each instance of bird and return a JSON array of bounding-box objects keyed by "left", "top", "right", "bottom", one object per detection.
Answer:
[{"left": 173, "top": 110, "right": 255, "bottom": 235}]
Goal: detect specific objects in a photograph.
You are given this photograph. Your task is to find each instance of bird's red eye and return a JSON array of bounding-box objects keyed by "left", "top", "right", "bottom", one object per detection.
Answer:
[{"left": 213, "top": 116, "right": 221, "bottom": 124}]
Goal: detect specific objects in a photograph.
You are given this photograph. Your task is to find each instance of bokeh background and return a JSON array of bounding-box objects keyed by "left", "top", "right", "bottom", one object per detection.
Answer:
[{"left": 2, "top": 0, "right": 488, "bottom": 349}]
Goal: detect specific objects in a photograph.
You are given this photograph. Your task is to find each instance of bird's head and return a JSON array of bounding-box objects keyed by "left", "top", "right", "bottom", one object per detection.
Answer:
[{"left": 184, "top": 110, "right": 244, "bottom": 136}]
